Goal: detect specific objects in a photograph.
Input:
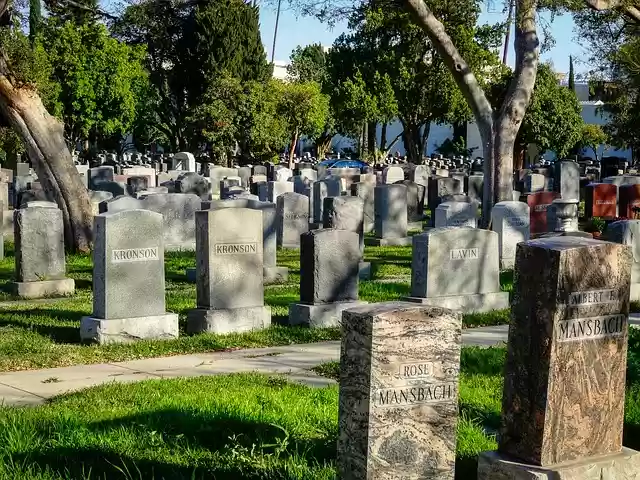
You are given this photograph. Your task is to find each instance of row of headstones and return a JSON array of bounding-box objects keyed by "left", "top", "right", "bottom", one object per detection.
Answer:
[{"left": 337, "top": 236, "right": 638, "bottom": 478}]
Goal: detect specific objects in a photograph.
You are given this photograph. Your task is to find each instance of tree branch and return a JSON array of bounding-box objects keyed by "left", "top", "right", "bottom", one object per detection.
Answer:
[{"left": 584, "top": 0, "right": 640, "bottom": 23}]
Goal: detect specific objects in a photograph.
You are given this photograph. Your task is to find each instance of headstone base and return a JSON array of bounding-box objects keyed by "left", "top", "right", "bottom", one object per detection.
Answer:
[
  {"left": 403, "top": 291, "right": 509, "bottom": 313},
  {"left": 500, "top": 258, "right": 515, "bottom": 271},
  {"left": 11, "top": 278, "right": 75, "bottom": 299},
  {"left": 264, "top": 266, "right": 289, "bottom": 284},
  {"left": 477, "top": 448, "right": 640, "bottom": 480},
  {"left": 187, "top": 306, "right": 271, "bottom": 334},
  {"left": 407, "top": 220, "right": 424, "bottom": 231},
  {"left": 288, "top": 301, "right": 367, "bottom": 328},
  {"left": 539, "top": 231, "right": 593, "bottom": 239},
  {"left": 80, "top": 313, "right": 179, "bottom": 344},
  {"left": 165, "top": 242, "right": 196, "bottom": 252},
  {"left": 364, "top": 236, "right": 413, "bottom": 246},
  {"left": 359, "top": 261, "right": 371, "bottom": 280}
]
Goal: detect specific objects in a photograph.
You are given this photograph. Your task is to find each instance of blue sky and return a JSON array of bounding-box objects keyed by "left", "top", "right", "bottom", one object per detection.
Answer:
[{"left": 258, "top": 5, "right": 588, "bottom": 75}]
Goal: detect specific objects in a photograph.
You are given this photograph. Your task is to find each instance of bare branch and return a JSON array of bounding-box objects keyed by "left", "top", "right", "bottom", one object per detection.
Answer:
[{"left": 584, "top": 0, "right": 640, "bottom": 23}]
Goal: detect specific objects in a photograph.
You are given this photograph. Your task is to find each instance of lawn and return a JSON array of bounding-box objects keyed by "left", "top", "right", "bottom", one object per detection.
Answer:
[
  {"left": 0, "top": 243, "right": 512, "bottom": 372},
  {"left": 2, "top": 331, "right": 640, "bottom": 480}
]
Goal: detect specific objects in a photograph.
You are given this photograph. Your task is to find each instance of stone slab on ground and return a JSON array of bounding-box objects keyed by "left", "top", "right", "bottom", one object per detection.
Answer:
[
  {"left": 404, "top": 292, "right": 510, "bottom": 313},
  {"left": 477, "top": 448, "right": 640, "bottom": 480},
  {"left": 10, "top": 278, "right": 75, "bottom": 299},
  {"left": 187, "top": 306, "right": 271, "bottom": 334},
  {"left": 288, "top": 301, "right": 368, "bottom": 328},
  {"left": 80, "top": 314, "right": 179, "bottom": 344}
]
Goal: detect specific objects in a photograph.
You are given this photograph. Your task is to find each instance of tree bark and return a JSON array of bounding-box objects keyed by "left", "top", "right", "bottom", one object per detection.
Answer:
[
  {"left": 367, "top": 121, "right": 376, "bottom": 159},
  {"left": 380, "top": 122, "right": 387, "bottom": 153},
  {"left": 0, "top": 76, "right": 93, "bottom": 252},
  {"left": 493, "top": 0, "right": 539, "bottom": 203},
  {"left": 288, "top": 127, "right": 298, "bottom": 169},
  {"left": 420, "top": 121, "right": 430, "bottom": 160}
]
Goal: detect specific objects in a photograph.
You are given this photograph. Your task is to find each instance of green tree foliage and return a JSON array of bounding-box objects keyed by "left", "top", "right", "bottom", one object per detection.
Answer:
[
  {"left": 578, "top": 123, "right": 609, "bottom": 160},
  {"left": 275, "top": 80, "right": 330, "bottom": 166},
  {"left": 115, "top": 0, "right": 271, "bottom": 152},
  {"left": 491, "top": 63, "right": 584, "bottom": 160},
  {"left": 43, "top": 20, "right": 148, "bottom": 149},
  {"left": 568, "top": 55, "right": 575, "bottom": 91},
  {"left": 328, "top": 0, "right": 505, "bottom": 162},
  {"left": 29, "top": 0, "right": 42, "bottom": 42},
  {"left": 288, "top": 43, "right": 328, "bottom": 85},
  {"left": 44, "top": 0, "right": 99, "bottom": 25}
]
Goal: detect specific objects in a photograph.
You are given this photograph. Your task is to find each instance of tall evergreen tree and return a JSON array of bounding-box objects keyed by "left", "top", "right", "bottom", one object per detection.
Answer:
[
  {"left": 29, "top": 0, "right": 42, "bottom": 42},
  {"left": 568, "top": 55, "right": 575, "bottom": 91}
]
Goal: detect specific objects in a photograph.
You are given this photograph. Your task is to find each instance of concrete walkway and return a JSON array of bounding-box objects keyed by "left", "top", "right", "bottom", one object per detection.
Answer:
[{"left": 0, "top": 325, "right": 509, "bottom": 407}]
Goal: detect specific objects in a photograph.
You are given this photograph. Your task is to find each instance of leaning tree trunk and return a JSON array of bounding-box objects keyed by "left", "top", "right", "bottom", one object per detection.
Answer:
[
  {"left": 0, "top": 73, "right": 93, "bottom": 252},
  {"left": 405, "top": 0, "right": 538, "bottom": 226}
]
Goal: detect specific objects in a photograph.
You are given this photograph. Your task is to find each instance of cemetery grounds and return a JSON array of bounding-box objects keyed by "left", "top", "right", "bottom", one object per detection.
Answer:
[{"left": 0, "top": 241, "right": 639, "bottom": 479}]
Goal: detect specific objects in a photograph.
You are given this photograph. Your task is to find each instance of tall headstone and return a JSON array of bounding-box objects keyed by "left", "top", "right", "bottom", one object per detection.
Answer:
[
  {"left": 605, "top": 219, "right": 640, "bottom": 301},
  {"left": 618, "top": 184, "right": 640, "bottom": 218},
  {"left": 187, "top": 208, "right": 271, "bottom": 334},
  {"left": 396, "top": 180, "right": 425, "bottom": 228},
  {"left": 428, "top": 177, "right": 463, "bottom": 216},
  {"left": 276, "top": 192, "right": 309, "bottom": 248},
  {"left": 351, "top": 181, "right": 375, "bottom": 233},
  {"left": 405, "top": 227, "right": 509, "bottom": 312},
  {"left": 312, "top": 178, "right": 341, "bottom": 226},
  {"left": 491, "top": 201, "right": 530, "bottom": 269},
  {"left": 80, "top": 210, "right": 178, "bottom": 343},
  {"left": 478, "top": 237, "right": 640, "bottom": 479},
  {"left": 553, "top": 159, "right": 580, "bottom": 200},
  {"left": 523, "top": 191, "right": 560, "bottom": 235},
  {"left": 249, "top": 200, "right": 289, "bottom": 284},
  {"left": 174, "top": 152, "right": 196, "bottom": 172},
  {"left": 585, "top": 183, "right": 617, "bottom": 219},
  {"left": 288, "top": 229, "right": 365, "bottom": 327},
  {"left": 365, "top": 184, "right": 412, "bottom": 246},
  {"left": 338, "top": 302, "right": 462, "bottom": 480},
  {"left": 267, "top": 181, "right": 294, "bottom": 203},
  {"left": 11, "top": 205, "right": 75, "bottom": 298}
]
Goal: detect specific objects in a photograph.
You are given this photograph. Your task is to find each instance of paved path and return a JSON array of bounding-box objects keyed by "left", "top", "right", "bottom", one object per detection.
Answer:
[{"left": 0, "top": 325, "right": 509, "bottom": 407}]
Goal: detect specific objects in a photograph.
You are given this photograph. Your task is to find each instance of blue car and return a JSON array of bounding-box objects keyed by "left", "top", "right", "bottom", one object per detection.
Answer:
[{"left": 318, "top": 159, "right": 369, "bottom": 169}]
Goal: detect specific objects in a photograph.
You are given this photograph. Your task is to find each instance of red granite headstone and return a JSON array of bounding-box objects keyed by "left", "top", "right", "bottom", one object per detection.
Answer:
[
  {"left": 523, "top": 192, "right": 560, "bottom": 235},
  {"left": 618, "top": 184, "right": 640, "bottom": 218},
  {"left": 585, "top": 183, "right": 617, "bottom": 219}
]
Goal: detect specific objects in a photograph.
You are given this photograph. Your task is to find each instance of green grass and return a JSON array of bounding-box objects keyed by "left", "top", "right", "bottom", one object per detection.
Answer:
[
  {"left": 4, "top": 339, "right": 640, "bottom": 480},
  {"left": 0, "top": 243, "right": 513, "bottom": 372}
]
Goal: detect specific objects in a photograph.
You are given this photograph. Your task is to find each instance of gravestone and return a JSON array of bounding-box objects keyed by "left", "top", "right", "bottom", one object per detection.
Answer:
[
  {"left": 275, "top": 167, "right": 293, "bottom": 182},
  {"left": 312, "top": 178, "right": 341, "bottom": 226},
  {"left": 410, "top": 164, "right": 430, "bottom": 191},
  {"left": 396, "top": 180, "right": 425, "bottom": 229},
  {"left": 351, "top": 181, "right": 375, "bottom": 233},
  {"left": 141, "top": 194, "right": 199, "bottom": 250},
  {"left": 276, "top": 192, "right": 309, "bottom": 248},
  {"left": 365, "top": 184, "right": 412, "bottom": 246},
  {"left": 478, "top": 236, "right": 640, "bottom": 479},
  {"left": 249, "top": 200, "right": 289, "bottom": 284},
  {"left": 252, "top": 165, "right": 267, "bottom": 176},
  {"left": 299, "top": 168, "right": 317, "bottom": 182},
  {"left": 80, "top": 210, "right": 178, "bottom": 344},
  {"left": 127, "top": 176, "right": 148, "bottom": 195},
  {"left": 523, "top": 191, "right": 560, "bottom": 235},
  {"left": 237, "top": 166, "right": 252, "bottom": 188},
  {"left": 466, "top": 174, "right": 484, "bottom": 205},
  {"left": 405, "top": 227, "right": 509, "bottom": 312},
  {"left": 491, "top": 201, "right": 530, "bottom": 269},
  {"left": 11, "top": 205, "right": 75, "bottom": 298},
  {"left": 89, "top": 166, "right": 114, "bottom": 189},
  {"left": 428, "top": 177, "right": 463, "bottom": 217},
  {"left": 524, "top": 173, "right": 545, "bottom": 193},
  {"left": 585, "top": 183, "right": 617, "bottom": 219},
  {"left": 187, "top": 208, "right": 270, "bottom": 334},
  {"left": 382, "top": 166, "right": 404, "bottom": 184},
  {"left": 323, "top": 196, "right": 370, "bottom": 279},
  {"left": 338, "top": 302, "right": 461, "bottom": 480},
  {"left": 605, "top": 220, "right": 640, "bottom": 301},
  {"left": 267, "top": 181, "right": 294, "bottom": 203},
  {"left": 288, "top": 229, "right": 365, "bottom": 327},
  {"left": 553, "top": 159, "right": 580, "bottom": 200},
  {"left": 434, "top": 201, "right": 478, "bottom": 228},
  {"left": 618, "top": 184, "right": 640, "bottom": 219},
  {"left": 174, "top": 152, "right": 196, "bottom": 172}
]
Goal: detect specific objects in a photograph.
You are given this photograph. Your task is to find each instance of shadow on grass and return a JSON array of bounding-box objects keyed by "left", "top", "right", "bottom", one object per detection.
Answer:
[
  {"left": 15, "top": 409, "right": 336, "bottom": 479},
  {"left": 0, "top": 308, "right": 86, "bottom": 343}
]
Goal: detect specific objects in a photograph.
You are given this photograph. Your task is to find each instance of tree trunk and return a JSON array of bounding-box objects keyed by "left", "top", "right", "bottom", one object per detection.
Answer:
[
  {"left": 367, "top": 121, "right": 376, "bottom": 160},
  {"left": 0, "top": 77, "right": 93, "bottom": 252},
  {"left": 404, "top": 0, "right": 538, "bottom": 224},
  {"left": 380, "top": 122, "right": 388, "bottom": 154},
  {"left": 419, "top": 122, "right": 430, "bottom": 161},
  {"left": 315, "top": 130, "right": 333, "bottom": 159},
  {"left": 402, "top": 120, "right": 422, "bottom": 164},
  {"left": 361, "top": 122, "right": 368, "bottom": 160},
  {"left": 288, "top": 128, "right": 298, "bottom": 170}
]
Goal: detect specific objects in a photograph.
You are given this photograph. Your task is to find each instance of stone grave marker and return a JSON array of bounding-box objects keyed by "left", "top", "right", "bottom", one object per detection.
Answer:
[
  {"left": 405, "top": 227, "right": 509, "bottom": 312},
  {"left": 338, "top": 302, "right": 461, "bottom": 480},
  {"left": 524, "top": 173, "right": 545, "bottom": 193},
  {"left": 618, "top": 184, "right": 640, "bottom": 218},
  {"left": 276, "top": 192, "right": 309, "bottom": 248},
  {"left": 585, "top": 183, "right": 617, "bottom": 219},
  {"left": 428, "top": 177, "right": 463, "bottom": 217},
  {"left": 523, "top": 191, "right": 560, "bottom": 235},
  {"left": 434, "top": 201, "right": 478, "bottom": 228},
  {"left": 396, "top": 179, "right": 425, "bottom": 229},
  {"left": 605, "top": 219, "right": 640, "bottom": 302},
  {"left": 174, "top": 152, "right": 196, "bottom": 172},
  {"left": 351, "top": 181, "right": 375, "bottom": 233},
  {"left": 11, "top": 205, "right": 75, "bottom": 298},
  {"left": 275, "top": 167, "right": 293, "bottom": 182},
  {"left": 288, "top": 229, "right": 365, "bottom": 327},
  {"left": 312, "top": 178, "right": 341, "bottom": 227},
  {"left": 478, "top": 236, "right": 639, "bottom": 479},
  {"left": 80, "top": 210, "right": 178, "bottom": 344},
  {"left": 553, "top": 159, "right": 580, "bottom": 200},
  {"left": 187, "top": 208, "right": 271, "bottom": 334},
  {"left": 365, "top": 184, "right": 412, "bottom": 246},
  {"left": 267, "top": 181, "right": 294, "bottom": 203},
  {"left": 382, "top": 166, "right": 404, "bottom": 184},
  {"left": 491, "top": 201, "right": 530, "bottom": 269}
]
